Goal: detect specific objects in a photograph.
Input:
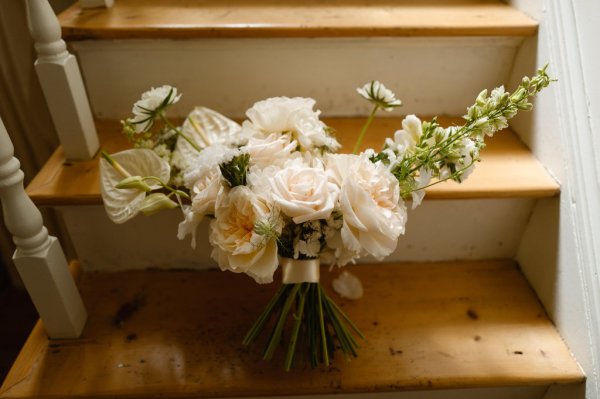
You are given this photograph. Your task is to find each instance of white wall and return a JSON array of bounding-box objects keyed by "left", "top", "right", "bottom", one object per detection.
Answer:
[{"left": 508, "top": 1, "right": 600, "bottom": 398}]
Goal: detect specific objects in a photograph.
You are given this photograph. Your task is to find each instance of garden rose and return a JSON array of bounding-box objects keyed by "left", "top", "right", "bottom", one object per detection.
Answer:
[
  {"left": 178, "top": 166, "right": 225, "bottom": 248},
  {"left": 210, "top": 186, "right": 279, "bottom": 284},
  {"left": 326, "top": 154, "right": 406, "bottom": 260},
  {"left": 270, "top": 161, "right": 338, "bottom": 224},
  {"left": 242, "top": 133, "right": 297, "bottom": 168},
  {"left": 243, "top": 97, "right": 339, "bottom": 152}
]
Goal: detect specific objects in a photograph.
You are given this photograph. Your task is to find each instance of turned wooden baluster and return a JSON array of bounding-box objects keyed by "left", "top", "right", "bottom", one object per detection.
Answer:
[
  {"left": 80, "top": 0, "right": 114, "bottom": 8},
  {"left": 0, "top": 118, "right": 87, "bottom": 338},
  {"left": 26, "top": 0, "right": 99, "bottom": 161}
]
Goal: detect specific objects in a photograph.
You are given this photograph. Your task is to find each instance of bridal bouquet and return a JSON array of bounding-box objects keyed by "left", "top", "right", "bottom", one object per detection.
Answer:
[{"left": 100, "top": 66, "right": 551, "bottom": 370}]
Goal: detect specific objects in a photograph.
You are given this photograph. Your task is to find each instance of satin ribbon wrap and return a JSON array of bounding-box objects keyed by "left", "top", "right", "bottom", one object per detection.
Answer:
[{"left": 280, "top": 258, "right": 320, "bottom": 284}]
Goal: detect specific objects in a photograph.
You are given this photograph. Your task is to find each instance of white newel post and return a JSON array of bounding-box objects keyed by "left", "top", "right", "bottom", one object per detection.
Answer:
[
  {"left": 26, "top": 0, "right": 99, "bottom": 161},
  {"left": 80, "top": 0, "right": 114, "bottom": 9},
  {"left": 0, "top": 118, "right": 87, "bottom": 339}
]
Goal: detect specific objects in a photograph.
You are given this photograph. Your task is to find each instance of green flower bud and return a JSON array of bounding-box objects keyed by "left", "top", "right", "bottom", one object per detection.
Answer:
[
  {"left": 139, "top": 193, "right": 178, "bottom": 216},
  {"left": 116, "top": 176, "right": 152, "bottom": 192}
]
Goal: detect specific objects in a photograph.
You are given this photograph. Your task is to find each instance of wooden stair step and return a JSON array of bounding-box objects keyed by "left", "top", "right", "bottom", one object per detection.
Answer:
[
  {"left": 0, "top": 260, "right": 583, "bottom": 398},
  {"left": 58, "top": 0, "right": 538, "bottom": 40},
  {"left": 25, "top": 117, "right": 560, "bottom": 206}
]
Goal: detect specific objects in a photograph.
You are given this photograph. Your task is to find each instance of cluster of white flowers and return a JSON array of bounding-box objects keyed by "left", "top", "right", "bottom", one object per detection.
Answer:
[
  {"left": 102, "top": 68, "right": 551, "bottom": 285},
  {"left": 167, "top": 96, "right": 406, "bottom": 284}
]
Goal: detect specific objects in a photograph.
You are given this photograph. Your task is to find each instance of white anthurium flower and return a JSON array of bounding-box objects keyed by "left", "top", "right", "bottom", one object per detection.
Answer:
[
  {"left": 326, "top": 154, "right": 407, "bottom": 260},
  {"left": 242, "top": 133, "right": 298, "bottom": 168},
  {"left": 210, "top": 186, "right": 280, "bottom": 284},
  {"left": 332, "top": 271, "right": 364, "bottom": 300},
  {"left": 270, "top": 161, "right": 339, "bottom": 224},
  {"left": 243, "top": 97, "right": 339, "bottom": 152},
  {"left": 357, "top": 81, "right": 402, "bottom": 111},
  {"left": 100, "top": 149, "right": 171, "bottom": 224},
  {"left": 178, "top": 107, "right": 244, "bottom": 159},
  {"left": 178, "top": 165, "right": 226, "bottom": 248},
  {"left": 128, "top": 85, "right": 181, "bottom": 133}
]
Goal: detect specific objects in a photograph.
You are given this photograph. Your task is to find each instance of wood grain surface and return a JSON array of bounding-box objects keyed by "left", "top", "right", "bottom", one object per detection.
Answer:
[
  {"left": 58, "top": 0, "right": 538, "bottom": 39},
  {"left": 0, "top": 260, "right": 583, "bottom": 398},
  {"left": 25, "top": 117, "right": 560, "bottom": 206}
]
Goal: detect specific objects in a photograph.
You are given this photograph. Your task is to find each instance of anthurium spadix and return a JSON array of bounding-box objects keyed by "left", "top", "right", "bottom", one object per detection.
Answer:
[
  {"left": 100, "top": 149, "right": 172, "bottom": 224},
  {"left": 177, "top": 106, "right": 244, "bottom": 162}
]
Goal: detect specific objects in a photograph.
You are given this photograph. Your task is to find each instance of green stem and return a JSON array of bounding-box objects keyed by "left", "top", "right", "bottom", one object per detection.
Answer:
[
  {"left": 263, "top": 284, "right": 301, "bottom": 360},
  {"left": 142, "top": 176, "right": 191, "bottom": 200},
  {"left": 322, "top": 289, "right": 365, "bottom": 340},
  {"left": 284, "top": 284, "right": 308, "bottom": 371},
  {"left": 243, "top": 285, "right": 289, "bottom": 346},
  {"left": 316, "top": 283, "right": 330, "bottom": 367},
  {"left": 353, "top": 105, "right": 379, "bottom": 154},
  {"left": 404, "top": 159, "right": 477, "bottom": 195},
  {"left": 160, "top": 114, "right": 202, "bottom": 153}
]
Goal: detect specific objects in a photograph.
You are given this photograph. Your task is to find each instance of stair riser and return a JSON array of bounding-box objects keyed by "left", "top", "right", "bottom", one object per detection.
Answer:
[
  {"left": 235, "top": 385, "right": 548, "bottom": 399},
  {"left": 70, "top": 37, "right": 521, "bottom": 119},
  {"left": 60, "top": 198, "right": 534, "bottom": 272}
]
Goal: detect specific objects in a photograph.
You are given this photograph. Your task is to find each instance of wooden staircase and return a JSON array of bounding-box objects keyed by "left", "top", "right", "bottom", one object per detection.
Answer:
[{"left": 0, "top": 1, "right": 585, "bottom": 398}]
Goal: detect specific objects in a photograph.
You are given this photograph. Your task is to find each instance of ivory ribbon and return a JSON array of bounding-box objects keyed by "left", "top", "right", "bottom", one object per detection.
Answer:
[{"left": 280, "top": 258, "right": 320, "bottom": 284}]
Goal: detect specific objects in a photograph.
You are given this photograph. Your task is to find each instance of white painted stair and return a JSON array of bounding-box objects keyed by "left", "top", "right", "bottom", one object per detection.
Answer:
[{"left": 0, "top": 1, "right": 585, "bottom": 399}]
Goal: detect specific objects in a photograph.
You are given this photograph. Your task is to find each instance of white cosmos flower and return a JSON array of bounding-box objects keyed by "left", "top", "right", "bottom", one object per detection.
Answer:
[
  {"left": 129, "top": 85, "right": 181, "bottom": 133},
  {"left": 270, "top": 161, "right": 339, "bottom": 224},
  {"left": 243, "top": 97, "right": 340, "bottom": 152},
  {"left": 326, "top": 154, "right": 406, "bottom": 260},
  {"left": 210, "top": 186, "right": 279, "bottom": 284},
  {"left": 357, "top": 81, "right": 402, "bottom": 111}
]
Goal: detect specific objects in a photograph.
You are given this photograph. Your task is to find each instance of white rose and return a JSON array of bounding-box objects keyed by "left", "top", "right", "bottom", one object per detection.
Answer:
[
  {"left": 242, "top": 133, "right": 297, "bottom": 168},
  {"left": 243, "top": 97, "right": 339, "bottom": 152},
  {"left": 270, "top": 163, "right": 339, "bottom": 224},
  {"left": 177, "top": 166, "right": 225, "bottom": 248},
  {"left": 326, "top": 154, "right": 406, "bottom": 260},
  {"left": 210, "top": 186, "right": 279, "bottom": 284}
]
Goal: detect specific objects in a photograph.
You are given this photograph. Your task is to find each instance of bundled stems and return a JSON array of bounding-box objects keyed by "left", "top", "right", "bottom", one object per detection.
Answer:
[{"left": 243, "top": 281, "right": 364, "bottom": 371}]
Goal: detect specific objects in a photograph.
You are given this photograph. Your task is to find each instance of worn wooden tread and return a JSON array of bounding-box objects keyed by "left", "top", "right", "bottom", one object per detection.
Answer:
[
  {"left": 0, "top": 260, "right": 583, "bottom": 398},
  {"left": 58, "top": 0, "right": 538, "bottom": 40},
  {"left": 25, "top": 117, "right": 559, "bottom": 206}
]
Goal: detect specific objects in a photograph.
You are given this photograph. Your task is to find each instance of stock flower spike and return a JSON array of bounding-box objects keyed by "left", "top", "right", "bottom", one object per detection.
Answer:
[{"left": 100, "top": 65, "right": 553, "bottom": 371}]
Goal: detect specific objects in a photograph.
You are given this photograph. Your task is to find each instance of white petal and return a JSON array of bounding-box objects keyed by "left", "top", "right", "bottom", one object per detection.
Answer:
[{"left": 332, "top": 271, "right": 364, "bottom": 300}]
